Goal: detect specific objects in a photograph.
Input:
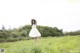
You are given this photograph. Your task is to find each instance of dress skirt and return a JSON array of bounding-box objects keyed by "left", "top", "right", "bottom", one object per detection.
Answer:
[{"left": 29, "top": 25, "right": 41, "bottom": 37}]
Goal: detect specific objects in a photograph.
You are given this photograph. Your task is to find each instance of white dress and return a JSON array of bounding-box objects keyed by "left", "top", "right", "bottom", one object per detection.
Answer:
[{"left": 29, "top": 24, "right": 41, "bottom": 37}]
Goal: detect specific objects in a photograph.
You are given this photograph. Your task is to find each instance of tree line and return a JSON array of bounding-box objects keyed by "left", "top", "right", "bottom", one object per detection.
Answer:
[
  {"left": 0, "top": 25, "right": 64, "bottom": 42},
  {"left": 64, "top": 30, "right": 80, "bottom": 36}
]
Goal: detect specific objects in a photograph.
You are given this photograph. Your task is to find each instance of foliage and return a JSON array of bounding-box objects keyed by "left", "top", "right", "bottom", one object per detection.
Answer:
[
  {"left": 0, "top": 25, "right": 64, "bottom": 42},
  {"left": 6, "top": 38, "right": 19, "bottom": 42},
  {"left": 20, "top": 25, "right": 64, "bottom": 37},
  {"left": 64, "top": 30, "right": 80, "bottom": 36},
  {"left": 0, "top": 38, "right": 5, "bottom": 43}
]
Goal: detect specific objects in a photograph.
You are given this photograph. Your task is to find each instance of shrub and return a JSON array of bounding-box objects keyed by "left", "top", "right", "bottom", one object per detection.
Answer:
[
  {"left": 0, "top": 38, "right": 5, "bottom": 43},
  {"left": 6, "top": 38, "right": 19, "bottom": 42}
]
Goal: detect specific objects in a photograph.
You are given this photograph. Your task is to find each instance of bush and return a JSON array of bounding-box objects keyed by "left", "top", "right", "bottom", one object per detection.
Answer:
[
  {"left": 0, "top": 38, "right": 5, "bottom": 43},
  {"left": 38, "top": 26, "right": 64, "bottom": 37},
  {"left": 19, "top": 25, "right": 64, "bottom": 37},
  {"left": 6, "top": 38, "right": 19, "bottom": 42},
  {"left": 0, "top": 25, "right": 64, "bottom": 43}
]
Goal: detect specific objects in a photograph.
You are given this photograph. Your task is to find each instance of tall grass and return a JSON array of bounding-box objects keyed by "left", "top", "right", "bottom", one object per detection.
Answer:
[{"left": 0, "top": 35, "right": 80, "bottom": 53}]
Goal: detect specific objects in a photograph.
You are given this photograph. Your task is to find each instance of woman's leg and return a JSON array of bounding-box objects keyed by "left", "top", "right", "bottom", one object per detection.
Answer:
[
  {"left": 35, "top": 37, "right": 40, "bottom": 43},
  {"left": 34, "top": 37, "right": 37, "bottom": 42}
]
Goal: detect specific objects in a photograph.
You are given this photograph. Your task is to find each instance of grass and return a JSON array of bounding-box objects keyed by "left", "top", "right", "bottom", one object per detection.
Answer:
[{"left": 0, "top": 35, "right": 80, "bottom": 53}]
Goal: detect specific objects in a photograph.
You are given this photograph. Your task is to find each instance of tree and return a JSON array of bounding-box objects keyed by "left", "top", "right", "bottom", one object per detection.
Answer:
[{"left": 2, "top": 25, "right": 5, "bottom": 32}]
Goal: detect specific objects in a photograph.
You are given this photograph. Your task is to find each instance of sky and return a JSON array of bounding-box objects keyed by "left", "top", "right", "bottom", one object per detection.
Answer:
[{"left": 0, "top": 0, "right": 80, "bottom": 32}]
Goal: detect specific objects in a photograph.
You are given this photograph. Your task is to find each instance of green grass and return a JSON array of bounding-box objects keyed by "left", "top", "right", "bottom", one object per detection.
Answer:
[{"left": 0, "top": 35, "right": 80, "bottom": 53}]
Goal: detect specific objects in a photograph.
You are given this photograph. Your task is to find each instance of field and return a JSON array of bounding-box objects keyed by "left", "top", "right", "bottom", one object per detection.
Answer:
[{"left": 0, "top": 35, "right": 80, "bottom": 53}]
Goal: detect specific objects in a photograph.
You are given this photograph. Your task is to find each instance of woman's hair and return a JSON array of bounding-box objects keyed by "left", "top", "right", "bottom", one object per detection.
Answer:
[{"left": 31, "top": 19, "right": 37, "bottom": 25}]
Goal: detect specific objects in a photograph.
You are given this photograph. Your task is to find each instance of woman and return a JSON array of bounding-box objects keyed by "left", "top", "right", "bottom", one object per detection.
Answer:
[{"left": 29, "top": 19, "right": 41, "bottom": 41}]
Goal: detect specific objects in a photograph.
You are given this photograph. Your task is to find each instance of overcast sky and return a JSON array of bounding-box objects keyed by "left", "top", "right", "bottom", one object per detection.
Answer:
[{"left": 0, "top": 0, "right": 80, "bottom": 32}]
